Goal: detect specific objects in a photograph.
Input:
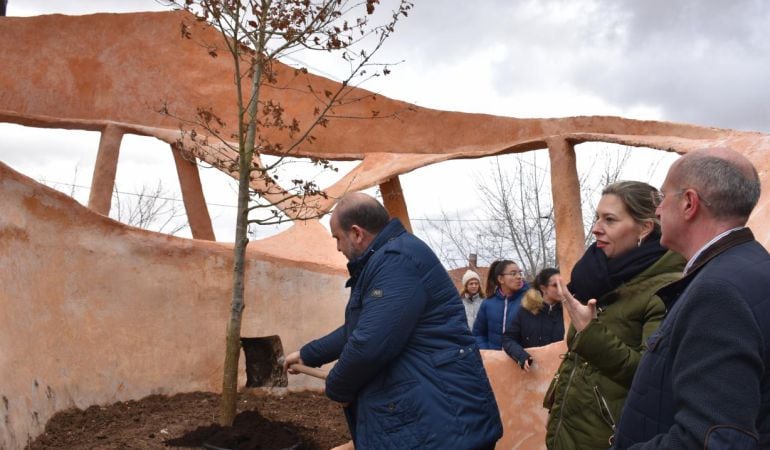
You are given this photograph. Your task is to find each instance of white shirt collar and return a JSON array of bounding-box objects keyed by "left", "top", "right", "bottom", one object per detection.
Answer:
[{"left": 683, "top": 226, "right": 745, "bottom": 275}]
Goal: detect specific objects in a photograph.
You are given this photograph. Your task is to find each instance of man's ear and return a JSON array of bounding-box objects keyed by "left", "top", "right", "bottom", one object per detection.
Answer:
[
  {"left": 682, "top": 189, "right": 700, "bottom": 221},
  {"left": 350, "top": 224, "right": 365, "bottom": 243}
]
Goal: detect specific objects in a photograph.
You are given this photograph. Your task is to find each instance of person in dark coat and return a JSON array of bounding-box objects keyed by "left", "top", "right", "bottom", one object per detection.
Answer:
[
  {"left": 613, "top": 147, "right": 770, "bottom": 449},
  {"left": 283, "top": 193, "right": 503, "bottom": 449},
  {"left": 473, "top": 259, "right": 529, "bottom": 349},
  {"left": 502, "top": 268, "right": 564, "bottom": 371}
]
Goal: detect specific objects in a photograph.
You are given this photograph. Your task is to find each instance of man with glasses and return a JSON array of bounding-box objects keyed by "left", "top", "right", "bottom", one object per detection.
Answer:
[{"left": 613, "top": 147, "right": 770, "bottom": 449}]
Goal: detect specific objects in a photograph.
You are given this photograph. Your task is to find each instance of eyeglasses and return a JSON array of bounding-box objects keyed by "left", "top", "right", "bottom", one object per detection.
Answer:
[
  {"left": 501, "top": 271, "right": 524, "bottom": 277},
  {"left": 651, "top": 188, "right": 711, "bottom": 208},
  {"left": 651, "top": 189, "right": 683, "bottom": 207}
]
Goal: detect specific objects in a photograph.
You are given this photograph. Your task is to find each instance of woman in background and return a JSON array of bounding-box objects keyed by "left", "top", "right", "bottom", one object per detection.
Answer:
[
  {"left": 473, "top": 260, "right": 528, "bottom": 349},
  {"left": 502, "top": 267, "right": 563, "bottom": 371},
  {"left": 459, "top": 269, "right": 485, "bottom": 331}
]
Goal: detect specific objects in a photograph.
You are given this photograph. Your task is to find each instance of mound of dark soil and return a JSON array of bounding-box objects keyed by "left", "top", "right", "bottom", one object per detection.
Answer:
[{"left": 28, "top": 390, "right": 350, "bottom": 450}]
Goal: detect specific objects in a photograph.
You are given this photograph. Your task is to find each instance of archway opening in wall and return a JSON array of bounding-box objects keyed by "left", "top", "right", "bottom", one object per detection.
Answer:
[
  {"left": 249, "top": 154, "right": 363, "bottom": 240},
  {"left": 574, "top": 142, "right": 680, "bottom": 241},
  {"left": 109, "top": 134, "right": 189, "bottom": 237},
  {"left": 397, "top": 143, "right": 679, "bottom": 278},
  {"left": 0, "top": 123, "right": 101, "bottom": 206}
]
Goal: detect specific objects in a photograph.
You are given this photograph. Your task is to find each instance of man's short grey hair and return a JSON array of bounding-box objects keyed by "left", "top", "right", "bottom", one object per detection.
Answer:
[{"left": 677, "top": 155, "right": 760, "bottom": 220}]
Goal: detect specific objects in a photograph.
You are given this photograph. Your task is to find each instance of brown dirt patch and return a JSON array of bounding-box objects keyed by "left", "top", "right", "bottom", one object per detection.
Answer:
[{"left": 28, "top": 390, "right": 350, "bottom": 450}]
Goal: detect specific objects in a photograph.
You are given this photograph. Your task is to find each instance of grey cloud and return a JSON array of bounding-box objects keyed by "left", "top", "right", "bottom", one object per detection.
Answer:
[{"left": 487, "top": 0, "right": 770, "bottom": 131}]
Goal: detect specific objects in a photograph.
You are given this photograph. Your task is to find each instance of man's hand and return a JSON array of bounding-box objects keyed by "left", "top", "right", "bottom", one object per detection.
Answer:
[
  {"left": 283, "top": 350, "right": 303, "bottom": 375},
  {"left": 521, "top": 357, "right": 533, "bottom": 372},
  {"left": 555, "top": 275, "right": 597, "bottom": 332}
]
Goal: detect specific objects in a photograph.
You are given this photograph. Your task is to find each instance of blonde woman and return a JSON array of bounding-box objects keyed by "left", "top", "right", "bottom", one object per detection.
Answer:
[{"left": 545, "top": 181, "right": 685, "bottom": 449}]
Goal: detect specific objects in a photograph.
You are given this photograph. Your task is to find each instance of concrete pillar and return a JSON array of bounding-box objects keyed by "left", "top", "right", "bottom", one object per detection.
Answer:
[
  {"left": 379, "top": 176, "right": 412, "bottom": 233},
  {"left": 172, "top": 144, "right": 216, "bottom": 241},
  {"left": 88, "top": 124, "right": 123, "bottom": 215},
  {"left": 547, "top": 138, "right": 585, "bottom": 278}
]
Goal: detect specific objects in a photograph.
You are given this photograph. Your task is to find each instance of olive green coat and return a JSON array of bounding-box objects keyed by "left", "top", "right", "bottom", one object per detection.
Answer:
[{"left": 544, "top": 250, "right": 685, "bottom": 450}]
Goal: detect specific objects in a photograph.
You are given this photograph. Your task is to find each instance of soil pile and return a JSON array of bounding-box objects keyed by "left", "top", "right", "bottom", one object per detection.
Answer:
[{"left": 28, "top": 390, "right": 350, "bottom": 450}]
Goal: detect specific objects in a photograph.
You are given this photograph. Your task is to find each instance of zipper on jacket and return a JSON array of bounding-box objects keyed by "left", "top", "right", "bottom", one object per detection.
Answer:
[
  {"left": 502, "top": 298, "right": 509, "bottom": 335},
  {"left": 593, "top": 384, "right": 616, "bottom": 444},
  {"left": 551, "top": 352, "right": 579, "bottom": 444},
  {"left": 593, "top": 385, "right": 616, "bottom": 427}
]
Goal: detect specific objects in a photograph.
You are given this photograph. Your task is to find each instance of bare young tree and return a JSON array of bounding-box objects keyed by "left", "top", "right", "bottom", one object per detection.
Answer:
[{"left": 159, "top": 0, "right": 411, "bottom": 425}]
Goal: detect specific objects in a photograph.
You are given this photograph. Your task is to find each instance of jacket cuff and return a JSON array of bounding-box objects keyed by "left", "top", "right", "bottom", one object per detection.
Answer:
[{"left": 299, "top": 346, "right": 320, "bottom": 368}]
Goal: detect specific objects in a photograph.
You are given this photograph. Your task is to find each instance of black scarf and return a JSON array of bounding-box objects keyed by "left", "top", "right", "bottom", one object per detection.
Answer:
[{"left": 567, "top": 231, "right": 666, "bottom": 304}]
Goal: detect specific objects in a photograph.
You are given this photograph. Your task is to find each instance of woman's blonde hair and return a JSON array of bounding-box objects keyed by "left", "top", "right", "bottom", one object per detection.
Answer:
[
  {"left": 521, "top": 288, "right": 544, "bottom": 314},
  {"left": 601, "top": 181, "right": 661, "bottom": 235},
  {"left": 522, "top": 267, "right": 560, "bottom": 314}
]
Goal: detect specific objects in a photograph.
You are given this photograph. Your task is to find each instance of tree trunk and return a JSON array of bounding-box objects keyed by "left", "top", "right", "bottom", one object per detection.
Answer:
[
  {"left": 219, "top": 48, "right": 263, "bottom": 425},
  {"left": 219, "top": 167, "right": 251, "bottom": 425}
]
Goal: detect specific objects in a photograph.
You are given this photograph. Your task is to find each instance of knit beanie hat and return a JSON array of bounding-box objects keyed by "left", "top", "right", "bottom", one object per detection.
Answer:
[{"left": 462, "top": 269, "right": 481, "bottom": 287}]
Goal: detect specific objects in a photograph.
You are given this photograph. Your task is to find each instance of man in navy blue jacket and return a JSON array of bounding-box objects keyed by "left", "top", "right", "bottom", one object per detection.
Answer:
[
  {"left": 284, "top": 193, "right": 502, "bottom": 449},
  {"left": 614, "top": 147, "right": 770, "bottom": 449}
]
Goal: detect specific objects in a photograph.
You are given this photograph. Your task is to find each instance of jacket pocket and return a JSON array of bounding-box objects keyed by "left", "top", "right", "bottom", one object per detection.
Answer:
[
  {"left": 543, "top": 372, "right": 559, "bottom": 410},
  {"left": 365, "top": 380, "right": 426, "bottom": 449}
]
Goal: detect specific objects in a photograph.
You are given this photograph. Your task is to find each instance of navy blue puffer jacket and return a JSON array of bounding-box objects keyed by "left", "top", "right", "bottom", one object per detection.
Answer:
[
  {"left": 473, "top": 285, "right": 529, "bottom": 350},
  {"left": 501, "top": 301, "right": 564, "bottom": 366},
  {"left": 301, "top": 219, "right": 503, "bottom": 449}
]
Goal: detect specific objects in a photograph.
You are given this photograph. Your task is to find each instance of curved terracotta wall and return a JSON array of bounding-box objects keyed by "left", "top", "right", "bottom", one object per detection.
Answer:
[{"left": 0, "top": 162, "right": 347, "bottom": 448}]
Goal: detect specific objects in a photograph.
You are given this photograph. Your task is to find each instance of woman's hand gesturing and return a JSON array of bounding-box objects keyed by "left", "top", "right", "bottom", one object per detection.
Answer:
[{"left": 555, "top": 275, "right": 597, "bottom": 332}]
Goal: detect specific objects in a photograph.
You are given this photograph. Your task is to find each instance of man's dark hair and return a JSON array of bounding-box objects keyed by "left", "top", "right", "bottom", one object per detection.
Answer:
[{"left": 335, "top": 194, "right": 390, "bottom": 234}]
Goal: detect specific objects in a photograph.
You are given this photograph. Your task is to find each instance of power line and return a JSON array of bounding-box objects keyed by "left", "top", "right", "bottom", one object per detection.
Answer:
[
  {"left": 39, "top": 179, "right": 239, "bottom": 209},
  {"left": 41, "top": 179, "right": 558, "bottom": 224}
]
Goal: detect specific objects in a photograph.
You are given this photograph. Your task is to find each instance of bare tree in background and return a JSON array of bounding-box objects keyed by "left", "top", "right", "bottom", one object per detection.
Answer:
[
  {"left": 111, "top": 181, "right": 188, "bottom": 235},
  {"left": 420, "top": 146, "right": 632, "bottom": 275},
  {"left": 40, "top": 168, "right": 188, "bottom": 235},
  {"left": 160, "top": 0, "right": 411, "bottom": 425}
]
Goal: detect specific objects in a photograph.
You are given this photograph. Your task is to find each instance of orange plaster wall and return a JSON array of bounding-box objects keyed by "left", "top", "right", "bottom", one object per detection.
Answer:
[
  {"left": 0, "top": 162, "right": 348, "bottom": 449},
  {"left": 482, "top": 344, "right": 567, "bottom": 450}
]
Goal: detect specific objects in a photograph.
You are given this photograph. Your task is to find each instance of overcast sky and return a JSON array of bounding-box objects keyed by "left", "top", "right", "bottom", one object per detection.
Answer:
[{"left": 2, "top": 0, "right": 768, "bottom": 245}]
